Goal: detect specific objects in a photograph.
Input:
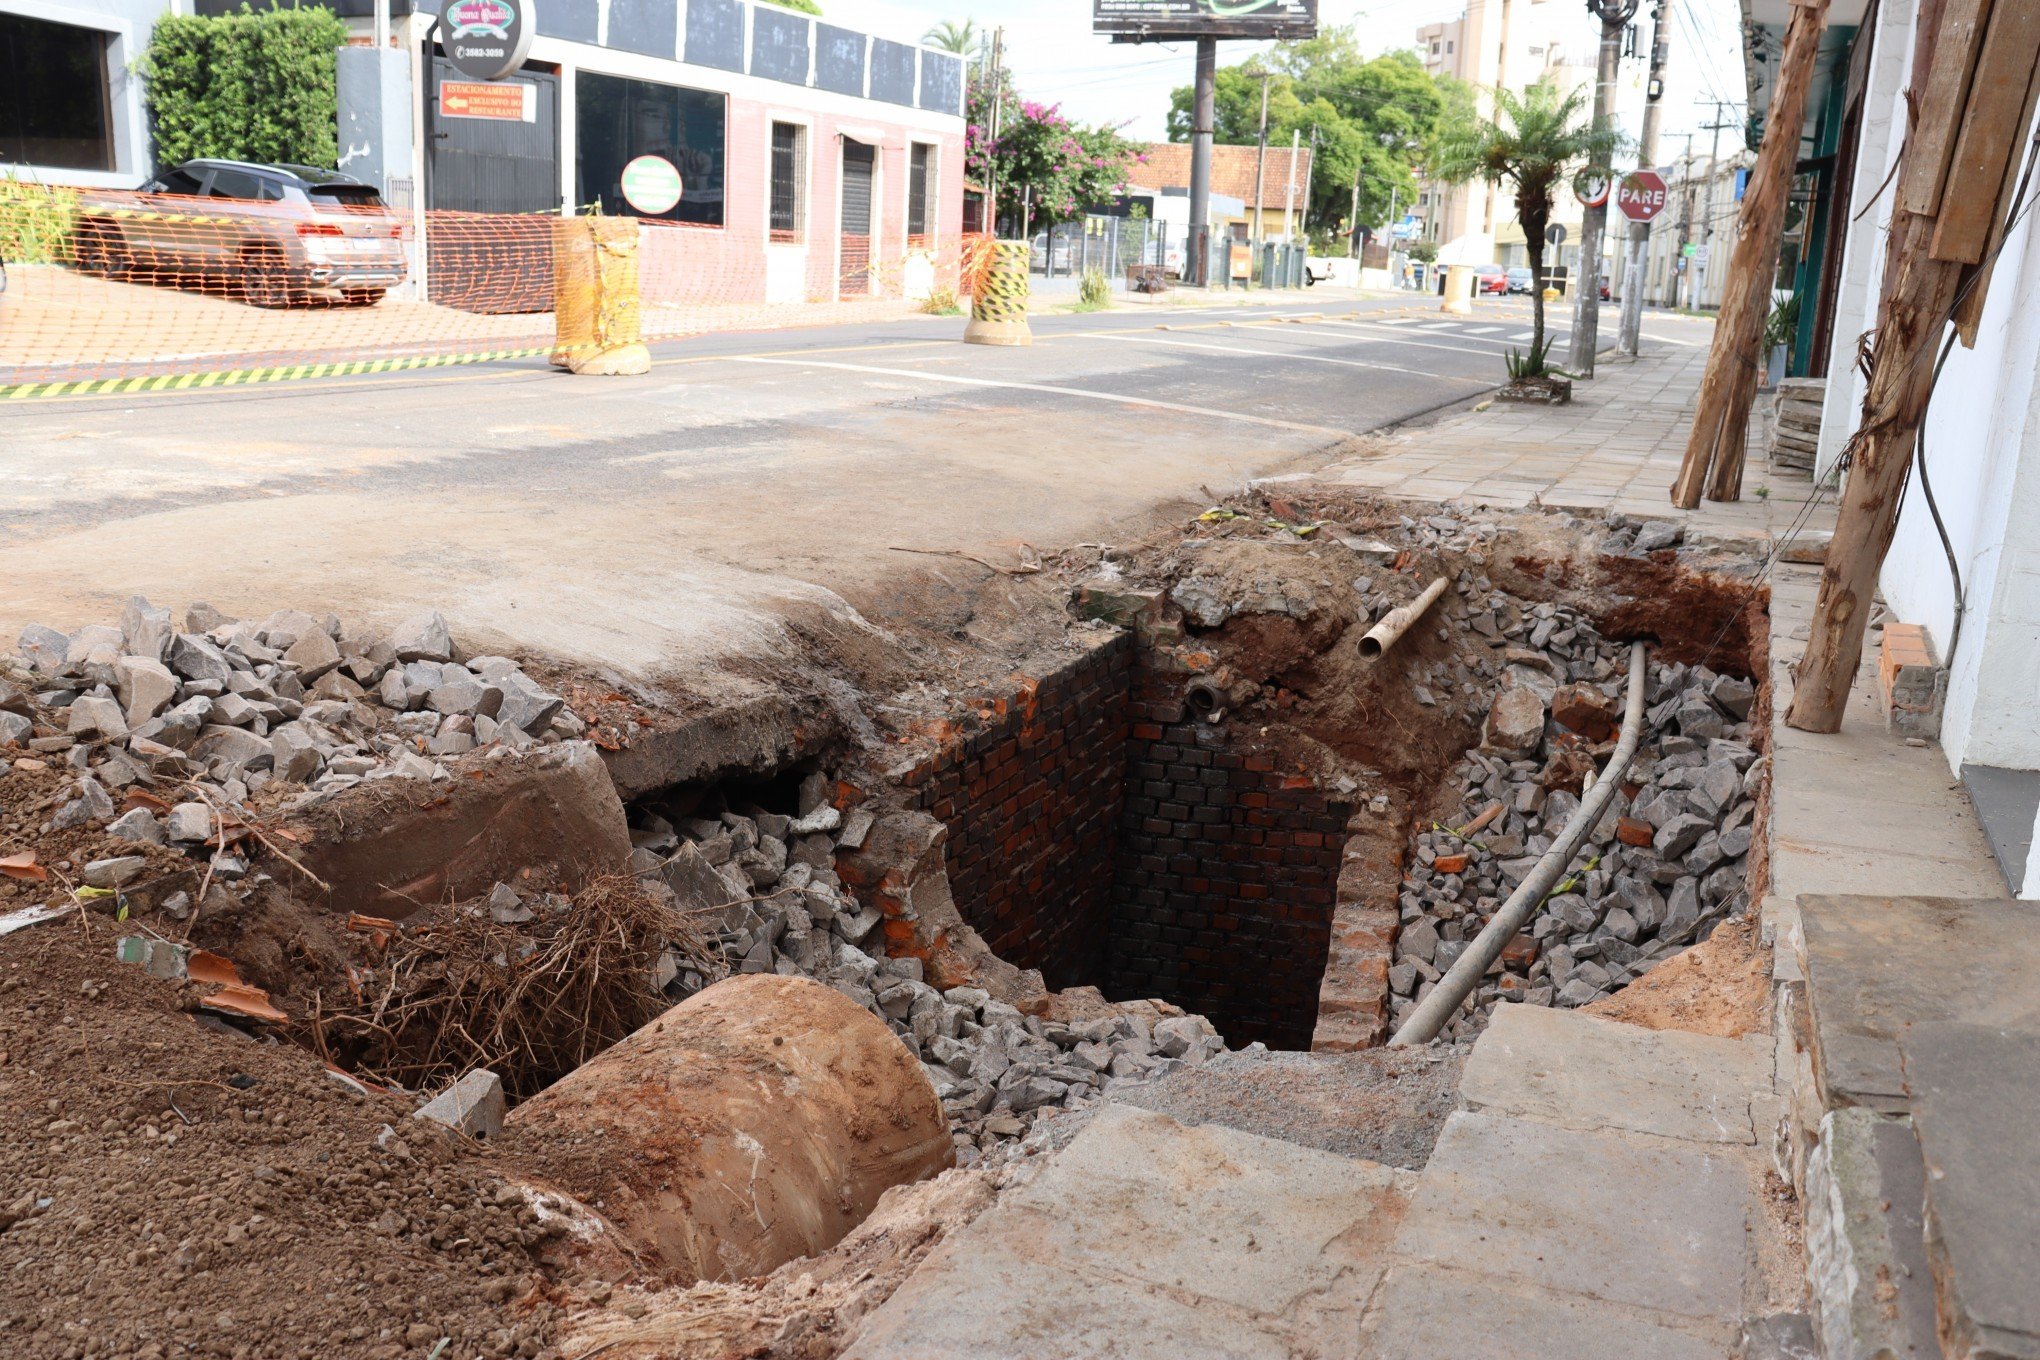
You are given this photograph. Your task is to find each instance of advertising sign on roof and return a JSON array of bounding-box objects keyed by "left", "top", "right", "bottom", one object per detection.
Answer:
[{"left": 1094, "top": 0, "right": 1318, "bottom": 41}]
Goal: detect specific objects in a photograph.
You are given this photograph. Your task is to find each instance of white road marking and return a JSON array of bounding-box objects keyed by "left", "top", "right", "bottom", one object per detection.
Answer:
[
  {"left": 1297, "top": 320, "right": 1566, "bottom": 356},
  {"left": 1271, "top": 324, "right": 1528, "bottom": 359},
  {"left": 1466, "top": 325, "right": 1506, "bottom": 334},
  {"left": 1079, "top": 331, "right": 1458, "bottom": 380},
  {"left": 726, "top": 356, "right": 1354, "bottom": 436}
]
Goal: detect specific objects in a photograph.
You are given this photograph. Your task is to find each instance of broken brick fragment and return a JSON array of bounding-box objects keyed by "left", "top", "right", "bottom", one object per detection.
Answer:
[
  {"left": 1616, "top": 817, "right": 1656, "bottom": 847},
  {"left": 1432, "top": 853, "right": 1469, "bottom": 875}
]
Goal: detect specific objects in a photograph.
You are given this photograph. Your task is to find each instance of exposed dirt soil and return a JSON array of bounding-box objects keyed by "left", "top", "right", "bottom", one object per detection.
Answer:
[
  {"left": 0, "top": 922, "right": 567, "bottom": 1360},
  {"left": 551, "top": 1164, "right": 1008, "bottom": 1360},
  {"left": 1584, "top": 915, "right": 1770, "bottom": 1039}
]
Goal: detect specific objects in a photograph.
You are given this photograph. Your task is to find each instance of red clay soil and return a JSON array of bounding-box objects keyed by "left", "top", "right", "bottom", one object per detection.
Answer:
[
  {"left": 0, "top": 920, "right": 568, "bottom": 1360},
  {"left": 1585, "top": 915, "right": 1770, "bottom": 1039}
]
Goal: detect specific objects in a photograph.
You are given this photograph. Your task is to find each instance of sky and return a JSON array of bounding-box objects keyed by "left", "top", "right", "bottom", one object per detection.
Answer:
[{"left": 829, "top": 0, "right": 1750, "bottom": 159}]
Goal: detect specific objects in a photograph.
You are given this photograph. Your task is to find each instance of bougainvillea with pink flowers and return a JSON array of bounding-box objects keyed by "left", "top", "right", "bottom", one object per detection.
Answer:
[{"left": 966, "top": 73, "right": 1143, "bottom": 232}]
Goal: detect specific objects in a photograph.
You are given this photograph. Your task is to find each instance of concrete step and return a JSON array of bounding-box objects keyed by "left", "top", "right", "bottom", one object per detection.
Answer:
[
  {"left": 1363, "top": 1107, "right": 1756, "bottom": 1355},
  {"left": 844, "top": 1102, "right": 1415, "bottom": 1359},
  {"left": 1361, "top": 1003, "right": 1785, "bottom": 1357},
  {"left": 1457, "top": 999, "right": 1776, "bottom": 1145},
  {"left": 1802, "top": 1106, "right": 1940, "bottom": 1359}
]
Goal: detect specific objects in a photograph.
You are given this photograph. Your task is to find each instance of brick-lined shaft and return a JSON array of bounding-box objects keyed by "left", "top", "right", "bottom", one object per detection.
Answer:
[
  {"left": 903, "top": 634, "right": 1133, "bottom": 989},
  {"left": 1106, "top": 653, "right": 1348, "bottom": 1050}
]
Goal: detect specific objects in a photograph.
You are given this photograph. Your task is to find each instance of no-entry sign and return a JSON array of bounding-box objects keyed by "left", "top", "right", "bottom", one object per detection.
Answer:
[{"left": 1617, "top": 170, "right": 1670, "bottom": 222}]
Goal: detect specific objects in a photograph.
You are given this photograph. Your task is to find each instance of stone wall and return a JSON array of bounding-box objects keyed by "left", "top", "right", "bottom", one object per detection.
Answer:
[
  {"left": 898, "top": 633, "right": 1133, "bottom": 989},
  {"left": 1106, "top": 653, "right": 1349, "bottom": 1050}
]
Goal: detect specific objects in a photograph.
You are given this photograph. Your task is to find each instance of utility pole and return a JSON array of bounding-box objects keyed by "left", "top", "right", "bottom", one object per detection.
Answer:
[
  {"left": 1251, "top": 65, "right": 1273, "bottom": 283},
  {"left": 1349, "top": 170, "right": 1363, "bottom": 258},
  {"left": 1615, "top": 0, "right": 1668, "bottom": 356},
  {"left": 1282, "top": 128, "right": 1301, "bottom": 240},
  {"left": 1694, "top": 100, "right": 1737, "bottom": 308},
  {"left": 1570, "top": 0, "right": 1638, "bottom": 377},
  {"left": 1187, "top": 37, "right": 1216, "bottom": 285},
  {"left": 1669, "top": 135, "right": 1695, "bottom": 308},
  {"left": 1672, "top": 0, "right": 1831, "bottom": 508},
  {"left": 985, "top": 26, "right": 1004, "bottom": 233}
]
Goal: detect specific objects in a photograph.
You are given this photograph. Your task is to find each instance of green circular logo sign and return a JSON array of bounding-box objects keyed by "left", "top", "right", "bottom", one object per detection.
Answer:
[{"left": 620, "top": 155, "right": 683, "bottom": 216}]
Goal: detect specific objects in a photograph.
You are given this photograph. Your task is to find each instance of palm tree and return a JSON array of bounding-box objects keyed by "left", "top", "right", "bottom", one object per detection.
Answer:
[
  {"left": 924, "top": 19, "right": 980, "bottom": 56},
  {"left": 1428, "top": 80, "right": 1619, "bottom": 372}
]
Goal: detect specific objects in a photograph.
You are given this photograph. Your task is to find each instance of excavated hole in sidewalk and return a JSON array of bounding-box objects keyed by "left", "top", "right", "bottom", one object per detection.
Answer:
[{"left": 851, "top": 501, "right": 1770, "bottom": 1052}]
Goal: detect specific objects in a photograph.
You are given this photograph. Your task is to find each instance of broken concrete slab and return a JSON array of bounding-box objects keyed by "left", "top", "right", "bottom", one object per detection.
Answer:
[
  {"left": 1459, "top": 1004, "right": 1773, "bottom": 1145},
  {"left": 1390, "top": 1111, "right": 1751, "bottom": 1328},
  {"left": 1797, "top": 895, "right": 2040, "bottom": 1113},
  {"left": 413, "top": 1070, "right": 506, "bottom": 1140},
  {"left": 845, "top": 1104, "right": 1412, "bottom": 1359},
  {"left": 1902, "top": 1022, "right": 2040, "bottom": 1360},
  {"left": 291, "top": 740, "right": 631, "bottom": 919}
]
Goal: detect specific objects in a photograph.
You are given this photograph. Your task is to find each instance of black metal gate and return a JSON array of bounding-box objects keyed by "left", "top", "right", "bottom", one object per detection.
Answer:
[
  {"left": 425, "top": 55, "right": 560, "bottom": 312},
  {"left": 839, "top": 140, "right": 874, "bottom": 296}
]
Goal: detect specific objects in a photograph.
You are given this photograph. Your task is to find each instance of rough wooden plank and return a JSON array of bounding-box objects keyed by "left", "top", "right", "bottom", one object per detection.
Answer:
[
  {"left": 1929, "top": 0, "right": 2040, "bottom": 263},
  {"left": 1897, "top": 0, "right": 1996, "bottom": 215},
  {"left": 1952, "top": 49, "right": 2040, "bottom": 341}
]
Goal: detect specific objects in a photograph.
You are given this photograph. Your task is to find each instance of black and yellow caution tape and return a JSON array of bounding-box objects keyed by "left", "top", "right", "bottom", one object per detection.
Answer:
[
  {"left": 970, "top": 240, "right": 1031, "bottom": 325},
  {"left": 91, "top": 206, "right": 250, "bottom": 228},
  {"left": 0, "top": 348, "right": 549, "bottom": 402}
]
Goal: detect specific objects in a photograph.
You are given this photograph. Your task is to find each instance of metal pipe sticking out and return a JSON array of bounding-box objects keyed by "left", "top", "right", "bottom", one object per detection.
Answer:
[
  {"left": 1359, "top": 576, "right": 1450, "bottom": 660},
  {"left": 1389, "top": 641, "right": 1651, "bottom": 1047}
]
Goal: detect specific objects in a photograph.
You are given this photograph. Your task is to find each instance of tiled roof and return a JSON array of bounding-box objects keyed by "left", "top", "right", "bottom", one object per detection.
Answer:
[{"left": 1126, "top": 142, "right": 1315, "bottom": 210}]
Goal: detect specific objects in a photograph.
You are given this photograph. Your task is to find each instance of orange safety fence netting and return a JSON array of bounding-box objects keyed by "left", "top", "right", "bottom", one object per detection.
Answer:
[{"left": 0, "top": 182, "right": 985, "bottom": 394}]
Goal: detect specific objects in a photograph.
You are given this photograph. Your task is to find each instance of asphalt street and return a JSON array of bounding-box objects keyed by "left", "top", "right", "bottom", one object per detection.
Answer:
[{"left": 0, "top": 291, "right": 1660, "bottom": 677}]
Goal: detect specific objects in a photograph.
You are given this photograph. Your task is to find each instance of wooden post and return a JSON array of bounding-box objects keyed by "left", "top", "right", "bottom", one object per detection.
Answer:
[
  {"left": 1670, "top": 0, "right": 1831, "bottom": 508},
  {"left": 1785, "top": 0, "right": 2040, "bottom": 731}
]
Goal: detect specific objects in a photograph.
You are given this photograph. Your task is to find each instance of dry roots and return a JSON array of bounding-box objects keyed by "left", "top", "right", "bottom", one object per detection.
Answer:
[{"left": 314, "top": 874, "right": 721, "bottom": 1099}]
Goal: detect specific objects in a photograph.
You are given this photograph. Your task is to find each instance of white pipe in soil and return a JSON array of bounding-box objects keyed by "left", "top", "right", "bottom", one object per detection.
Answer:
[
  {"left": 1360, "top": 576, "right": 1450, "bottom": 659},
  {"left": 1389, "top": 641, "right": 1650, "bottom": 1046}
]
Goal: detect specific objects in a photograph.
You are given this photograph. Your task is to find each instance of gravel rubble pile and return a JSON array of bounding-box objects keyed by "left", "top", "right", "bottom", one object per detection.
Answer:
[{"left": 1389, "top": 601, "right": 1763, "bottom": 1041}]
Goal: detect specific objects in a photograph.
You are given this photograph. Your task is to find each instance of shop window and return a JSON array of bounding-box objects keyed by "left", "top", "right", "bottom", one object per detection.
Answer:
[
  {"left": 576, "top": 71, "right": 725, "bottom": 226},
  {"left": 769, "top": 121, "right": 805, "bottom": 241},
  {"left": 907, "top": 142, "right": 933, "bottom": 238},
  {"left": 0, "top": 14, "right": 114, "bottom": 171}
]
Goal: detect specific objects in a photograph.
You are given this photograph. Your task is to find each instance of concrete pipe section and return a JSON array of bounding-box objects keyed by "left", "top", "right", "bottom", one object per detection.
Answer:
[{"left": 508, "top": 973, "right": 952, "bottom": 1282}]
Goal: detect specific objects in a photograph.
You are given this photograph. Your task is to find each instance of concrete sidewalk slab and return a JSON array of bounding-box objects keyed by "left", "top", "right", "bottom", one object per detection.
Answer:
[
  {"left": 1902, "top": 1023, "right": 2040, "bottom": 1359},
  {"left": 1388, "top": 1110, "right": 1751, "bottom": 1329},
  {"left": 1459, "top": 1003, "right": 1773, "bottom": 1145},
  {"left": 1797, "top": 895, "right": 2040, "bottom": 1112},
  {"left": 844, "top": 1103, "right": 1411, "bottom": 1359},
  {"left": 1361, "top": 1264, "right": 1726, "bottom": 1360}
]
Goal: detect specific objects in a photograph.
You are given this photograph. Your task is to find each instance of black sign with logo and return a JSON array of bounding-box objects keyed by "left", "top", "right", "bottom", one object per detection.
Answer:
[
  {"left": 441, "top": 0, "right": 534, "bottom": 81},
  {"left": 1093, "top": 0, "right": 1318, "bottom": 40}
]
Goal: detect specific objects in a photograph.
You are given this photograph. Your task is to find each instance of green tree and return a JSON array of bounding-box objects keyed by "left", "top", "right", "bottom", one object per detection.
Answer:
[
  {"left": 924, "top": 19, "right": 980, "bottom": 55},
  {"left": 762, "top": 0, "right": 821, "bottom": 14},
  {"left": 1166, "top": 33, "right": 1448, "bottom": 247},
  {"left": 142, "top": 6, "right": 349, "bottom": 169},
  {"left": 1429, "top": 79, "right": 1619, "bottom": 368}
]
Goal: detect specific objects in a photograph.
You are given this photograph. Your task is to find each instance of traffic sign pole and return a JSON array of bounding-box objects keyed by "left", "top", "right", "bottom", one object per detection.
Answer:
[{"left": 1617, "top": 0, "right": 1668, "bottom": 359}]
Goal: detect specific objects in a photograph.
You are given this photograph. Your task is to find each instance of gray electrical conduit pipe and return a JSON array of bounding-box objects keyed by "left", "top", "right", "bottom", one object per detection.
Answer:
[{"left": 1389, "top": 640, "right": 1650, "bottom": 1046}]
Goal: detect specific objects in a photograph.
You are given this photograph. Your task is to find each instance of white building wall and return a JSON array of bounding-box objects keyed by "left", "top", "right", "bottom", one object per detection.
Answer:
[
  {"left": 1814, "top": 0, "right": 1917, "bottom": 481},
  {"left": 1809, "top": 0, "right": 2040, "bottom": 899},
  {"left": 2, "top": 0, "right": 164, "bottom": 187}
]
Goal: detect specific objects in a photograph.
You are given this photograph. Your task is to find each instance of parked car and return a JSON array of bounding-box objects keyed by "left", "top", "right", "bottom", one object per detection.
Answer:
[
  {"left": 73, "top": 161, "right": 406, "bottom": 308},
  {"left": 1474, "top": 263, "right": 1509, "bottom": 296},
  {"left": 1305, "top": 256, "right": 1337, "bottom": 285},
  {"left": 1506, "top": 266, "right": 1535, "bottom": 294}
]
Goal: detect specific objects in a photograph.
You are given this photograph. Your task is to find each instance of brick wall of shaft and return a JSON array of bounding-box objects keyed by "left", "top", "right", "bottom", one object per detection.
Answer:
[
  {"left": 1106, "top": 654, "right": 1348, "bottom": 1050},
  {"left": 909, "top": 633, "right": 1134, "bottom": 989}
]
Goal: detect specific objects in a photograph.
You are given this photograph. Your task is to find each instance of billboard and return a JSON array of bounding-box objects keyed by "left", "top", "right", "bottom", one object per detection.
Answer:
[{"left": 1094, "top": 0, "right": 1319, "bottom": 41}]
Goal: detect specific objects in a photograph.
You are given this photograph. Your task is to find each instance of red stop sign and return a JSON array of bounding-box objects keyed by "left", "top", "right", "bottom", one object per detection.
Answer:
[{"left": 1617, "top": 170, "right": 1669, "bottom": 222}]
